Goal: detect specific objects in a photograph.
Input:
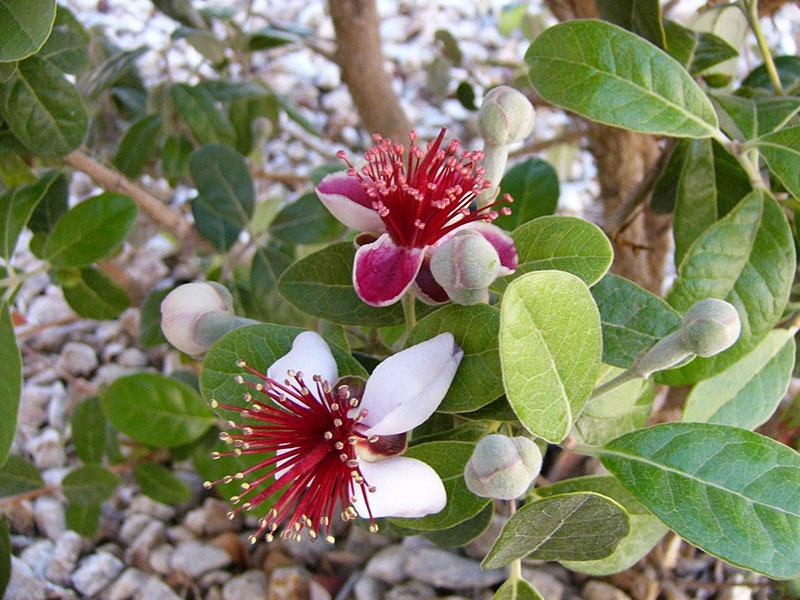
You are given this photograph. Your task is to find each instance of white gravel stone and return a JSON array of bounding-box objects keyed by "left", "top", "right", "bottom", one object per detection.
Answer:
[
  {"left": 5, "top": 557, "right": 48, "bottom": 600},
  {"left": 148, "top": 543, "right": 174, "bottom": 575},
  {"left": 125, "top": 520, "right": 166, "bottom": 566},
  {"left": 59, "top": 342, "right": 99, "bottom": 376},
  {"left": 171, "top": 541, "right": 231, "bottom": 577},
  {"left": 403, "top": 547, "right": 506, "bottom": 590},
  {"left": 27, "top": 294, "right": 74, "bottom": 325},
  {"left": 184, "top": 498, "right": 240, "bottom": 536},
  {"left": 119, "top": 513, "right": 155, "bottom": 545},
  {"left": 71, "top": 551, "right": 124, "bottom": 597},
  {"left": 354, "top": 575, "right": 386, "bottom": 600},
  {"left": 116, "top": 348, "right": 147, "bottom": 368},
  {"left": 222, "top": 570, "right": 268, "bottom": 600},
  {"left": 365, "top": 544, "right": 407, "bottom": 584},
  {"left": 44, "top": 580, "right": 79, "bottom": 600},
  {"left": 104, "top": 568, "right": 149, "bottom": 600},
  {"left": 133, "top": 576, "right": 181, "bottom": 600},
  {"left": 582, "top": 581, "right": 633, "bottom": 600},
  {"left": 26, "top": 427, "right": 65, "bottom": 469},
  {"left": 47, "top": 531, "right": 83, "bottom": 585},
  {"left": 20, "top": 538, "right": 54, "bottom": 579},
  {"left": 126, "top": 495, "right": 176, "bottom": 521},
  {"left": 34, "top": 496, "right": 66, "bottom": 540}
]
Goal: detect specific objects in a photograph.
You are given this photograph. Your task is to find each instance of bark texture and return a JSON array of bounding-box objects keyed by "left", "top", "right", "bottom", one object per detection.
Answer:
[{"left": 328, "top": 0, "right": 411, "bottom": 144}]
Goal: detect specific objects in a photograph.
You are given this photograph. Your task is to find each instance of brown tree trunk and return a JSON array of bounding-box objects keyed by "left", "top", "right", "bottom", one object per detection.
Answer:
[{"left": 328, "top": 0, "right": 411, "bottom": 144}]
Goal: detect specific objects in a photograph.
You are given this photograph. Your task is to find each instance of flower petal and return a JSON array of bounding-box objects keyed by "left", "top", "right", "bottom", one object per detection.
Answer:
[
  {"left": 414, "top": 254, "right": 450, "bottom": 304},
  {"left": 461, "top": 221, "right": 518, "bottom": 274},
  {"left": 359, "top": 333, "right": 463, "bottom": 435},
  {"left": 316, "top": 172, "right": 386, "bottom": 234},
  {"left": 353, "top": 234, "right": 425, "bottom": 307},
  {"left": 353, "top": 456, "right": 446, "bottom": 519},
  {"left": 267, "top": 331, "right": 338, "bottom": 385}
]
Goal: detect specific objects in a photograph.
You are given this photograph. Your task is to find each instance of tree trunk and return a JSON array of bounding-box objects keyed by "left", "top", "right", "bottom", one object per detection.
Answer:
[{"left": 328, "top": 0, "right": 411, "bottom": 144}]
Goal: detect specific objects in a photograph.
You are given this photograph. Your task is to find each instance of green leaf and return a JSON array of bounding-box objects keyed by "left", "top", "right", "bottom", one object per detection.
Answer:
[
  {"left": 536, "top": 476, "right": 668, "bottom": 576},
  {"left": 0, "top": 516, "right": 9, "bottom": 596},
  {"left": 663, "top": 20, "right": 737, "bottom": 76},
  {"left": 389, "top": 441, "right": 490, "bottom": 532},
  {"left": 712, "top": 94, "right": 800, "bottom": 142},
  {"left": 455, "top": 81, "right": 477, "bottom": 111},
  {"left": 741, "top": 55, "right": 800, "bottom": 95},
  {"left": 139, "top": 285, "right": 172, "bottom": 348},
  {"left": 62, "top": 464, "right": 120, "bottom": 506},
  {"left": 596, "top": 0, "right": 666, "bottom": 48},
  {"left": 112, "top": 114, "right": 163, "bottom": 178},
  {"left": 423, "top": 503, "right": 493, "bottom": 548},
  {"left": 0, "top": 62, "right": 15, "bottom": 82},
  {"left": 0, "top": 0, "right": 56, "bottom": 62},
  {"left": 82, "top": 46, "right": 147, "bottom": 98},
  {"left": 61, "top": 266, "right": 131, "bottom": 320},
  {"left": 525, "top": 20, "right": 719, "bottom": 138},
  {"left": 483, "top": 492, "right": 630, "bottom": 568},
  {"left": 495, "top": 216, "right": 613, "bottom": 293},
  {"left": 673, "top": 138, "right": 717, "bottom": 265},
  {"left": 407, "top": 304, "right": 503, "bottom": 413},
  {"left": 499, "top": 271, "right": 602, "bottom": 443},
  {"left": 199, "top": 323, "right": 367, "bottom": 419},
  {"left": 683, "top": 328, "right": 795, "bottom": 429},
  {"left": 661, "top": 190, "right": 794, "bottom": 385},
  {"left": 190, "top": 144, "right": 254, "bottom": 251},
  {"left": 38, "top": 6, "right": 90, "bottom": 74},
  {"left": 0, "top": 170, "right": 61, "bottom": 259},
  {"left": 172, "top": 27, "right": 226, "bottom": 64},
  {"left": 171, "top": 83, "right": 236, "bottom": 146},
  {"left": 71, "top": 397, "right": 106, "bottom": 464},
  {"left": 65, "top": 502, "right": 100, "bottom": 536},
  {"left": 160, "top": 134, "right": 193, "bottom": 186},
  {"left": 0, "top": 304, "right": 21, "bottom": 468},
  {"left": 247, "top": 27, "right": 297, "bottom": 51},
  {"left": 102, "top": 373, "right": 215, "bottom": 448},
  {"left": 28, "top": 170, "right": 68, "bottom": 234},
  {"left": 573, "top": 367, "right": 655, "bottom": 447},
  {"left": 0, "top": 455, "right": 43, "bottom": 496},
  {"left": 591, "top": 274, "right": 682, "bottom": 369},
  {"left": 251, "top": 240, "right": 294, "bottom": 298},
  {"left": 493, "top": 158, "right": 559, "bottom": 230},
  {"left": 133, "top": 463, "right": 192, "bottom": 505},
  {"left": 43, "top": 193, "right": 137, "bottom": 267},
  {"left": 753, "top": 126, "right": 800, "bottom": 201},
  {"left": 270, "top": 193, "right": 345, "bottom": 245},
  {"left": 601, "top": 423, "right": 800, "bottom": 579},
  {"left": 493, "top": 578, "right": 545, "bottom": 600},
  {"left": 278, "top": 242, "right": 406, "bottom": 327},
  {"left": 1, "top": 56, "right": 88, "bottom": 157},
  {"left": 0, "top": 147, "right": 32, "bottom": 188}
]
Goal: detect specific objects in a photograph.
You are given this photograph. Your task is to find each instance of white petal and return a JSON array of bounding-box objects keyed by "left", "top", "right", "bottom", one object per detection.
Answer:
[
  {"left": 267, "top": 331, "right": 338, "bottom": 385},
  {"left": 359, "top": 333, "right": 463, "bottom": 436},
  {"left": 353, "top": 456, "right": 446, "bottom": 519}
]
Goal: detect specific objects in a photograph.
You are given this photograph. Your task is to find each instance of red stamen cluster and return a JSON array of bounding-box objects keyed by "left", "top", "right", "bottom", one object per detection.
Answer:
[
  {"left": 337, "top": 128, "right": 512, "bottom": 248},
  {"left": 204, "top": 360, "right": 378, "bottom": 545}
]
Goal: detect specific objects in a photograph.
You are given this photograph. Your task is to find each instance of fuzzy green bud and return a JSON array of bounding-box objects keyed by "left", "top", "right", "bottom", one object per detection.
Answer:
[
  {"left": 464, "top": 434, "right": 542, "bottom": 500},
  {"left": 430, "top": 230, "right": 501, "bottom": 305},
  {"left": 679, "top": 298, "right": 741, "bottom": 357},
  {"left": 477, "top": 86, "right": 535, "bottom": 146}
]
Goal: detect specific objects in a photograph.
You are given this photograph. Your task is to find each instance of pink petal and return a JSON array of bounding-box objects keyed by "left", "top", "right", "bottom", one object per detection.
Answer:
[
  {"left": 353, "top": 456, "right": 446, "bottom": 519},
  {"left": 414, "top": 254, "right": 450, "bottom": 304},
  {"left": 316, "top": 172, "right": 386, "bottom": 234},
  {"left": 359, "top": 333, "right": 463, "bottom": 436},
  {"left": 353, "top": 234, "right": 424, "bottom": 307},
  {"left": 461, "top": 222, "right": 518, "bottom": 274}
]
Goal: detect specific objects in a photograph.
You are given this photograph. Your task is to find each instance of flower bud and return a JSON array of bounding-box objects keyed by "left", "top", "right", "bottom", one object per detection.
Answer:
[
  {"left": 430, "top": 230, "right": 501, "bottom": 305},
  {"left": 477, "top": 86, "right": 535, "bottom": 146},
  {"left": 160, "top": 282, "right": 235, "bottom": 356},
  {"left": 464, "top": 434, "right": 542, "bottom": 500},
  {"left": 679, "top": 298, "right": 741, "bottom": 357}
]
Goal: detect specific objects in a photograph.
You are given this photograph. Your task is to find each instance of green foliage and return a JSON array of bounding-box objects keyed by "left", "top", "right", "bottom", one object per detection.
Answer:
[
  {"left": 422, "top": 503, "right": 493, "bottom": 548},
  {"left": 0, "top": 0, "right": 57, "bottom": 62},
  {"left": 499, "top": 271, "right": 602, "bottom": 443},
  {"left": 0, "top": 516, "right": 9, "bottom": 596},
  {"left": 39, "top": 6, "right": 90, "bottom": 74},
  {"left": 270, "top": 193, "right": 346, "bottom": 245},
  {"left": 663, "top": 20, "right": 738, "bottom": 76},
  {"left": 102, "top": 373, "right": 215, "bottom": 448},
  {"left": 526, "top": 20, "right": 719, "bottom": 138},
  {"left": 62, "top": 464, "right": 120, "bottom": 506},
  {"left": 0, "top": 455, "right": 43, "bottom": 496},
  {"left": 596, "top": 0, "right": 666, "bottom": 48},
  {"left": 754, "top": 126, "right": 800, "bottom": 201},
  {"left": 0, "top": 171, "right": 62, "bottom": 260},
  {"left": 493, "top": 158, "right": 559, "bottom": 230},
  {"left": 134, "top": 463, "right": 192, "bottom": 505},
  {"left": 60, "top": 266, "right": 131, "bottom": 320},
  {"left": 139, "top": 285, "right": 172, "bottom": 348},
  {"left": 602, "top": 423, "right": 800, "bottom": 578},
  {"left": 673, "top": 138, "right": 717, "bottom": 264},
  {"left": 407, "top": 304, "right": 503, "bottom": 413},
  {"left": 712, "top": 95, "right": 800, "bottom": 141},
  {"left": 0, "top": 305, "right": 21, "bottom": 468},
  {"left": 27, "top": 170, "right": 68, "bottom": 234},
  {"left": 483, "top": 492, "right": 629, "bottom": 568},
  {"left": 171, "top": 83, "right": 236, "bottom": 146},
  {"left": 71, "top": 397, "right": 107, "bottom": 464},
  {"left": 65, "top": 503, "right": 101, "bottom": 536},
  {"left": 742, "top": 55, "right": 800, "bottom": 94},
  {"left": 113, "top": 114, "right": 163, "bottom": 178},
  {"left": 493, "top": 578, "right": 544, "bottom": 600}
]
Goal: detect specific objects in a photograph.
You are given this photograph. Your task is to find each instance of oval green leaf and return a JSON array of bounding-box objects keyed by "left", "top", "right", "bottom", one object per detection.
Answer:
[
  {"left": 526, "top": 19, "right": 719, "bottom": 138},
  {"left": 71, "top": 397, "right": 106, "bottom": 464},
  {"left": 65, "top": 502, "right": 101, "bottom": 537},
  {"left": 754, "top": 126, "right": 800, "bottom": 201},
  {"left": 102, "top": 373, "right": 215, "bottom": 448},
  {"left": 494, "top": 578, "right": 545, "bottom": 600},
  {"left": 494, "top": 158, "right": 559, "bottom": 230},
  {"left": 0, "top": 170, "right": 62, "bottom": 260},
  {"left": 38, "top": 6, "right": 90, "bottom": 74},
  {"left": 0, "top": 516, "right": 9, "bottom": 596},
  {"left": 61, "top": 266, "right": 131, "bottom": 320},
  {"left": 112, "top": 114, "right": 163, "bottom": 178},
  {"left": 62, "top": 464, "right": 120, "bottom": 507},
  {"left": 500, "top": 271, "right": 602, "bottom": 443},
  {"left": 483, "top": 492, "right": 630, "bottom": 569},
  {"left": 0, "top": 304, "right": 21, "bottom": 468},
  {"left": 601, "top": 422, "right": 800, "bottom": 579},
  {"left": 133, "top": 463, "right": 192, "bottom": 505},
  {"left": 0, "top": 455, "right": 43, "bottom": 497},
  {"left": 270, "top": 193, "right": 345, "bottom": 245},
  {"left": 0, "top": 0, "right": 57, "bottom": 62}
]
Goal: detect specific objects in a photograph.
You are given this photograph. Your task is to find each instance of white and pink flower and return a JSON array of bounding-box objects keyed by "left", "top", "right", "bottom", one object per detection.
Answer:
[
  {"left": 316, "top": 129, "right": 518, "bottom": 307},
  {"left": 205, "top": 331, "right": 463, "bottom": 543}
]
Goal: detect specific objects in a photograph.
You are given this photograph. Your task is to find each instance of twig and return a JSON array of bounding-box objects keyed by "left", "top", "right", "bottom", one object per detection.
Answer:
[
  {"left": 63, "top": 149, "right": 212, "bottom": 251},
  {"left": 509, "top": 128, "right": 584, "bottom": 158},
  {"left": 252, "top": 168, "right": 310, "bottom": 188},
  {"left": 15, "top": 316, "right": 81, "bottom": 339}
]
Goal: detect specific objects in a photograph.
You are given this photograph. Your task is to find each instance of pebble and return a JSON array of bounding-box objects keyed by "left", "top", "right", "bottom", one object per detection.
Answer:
[
  {"left": 171, "top": 540, "right": 231, "bottom": 577},
  {"left": 582, "top": 581, "right": 633, "bottom": 600},
  {"left": 522, "top": 568, "right": 566, "bottom": 600},
  {"left": 385, "top": 580, "right": 437, "bottom": 600},
  {"left": 116, "top": 348, "right": 148, "bottom": 368},
  {"left": 5, "top": 500, "right": 35, "bottom": 535},
  {"left": 34, "top": 496, "right": 66, "bottom": 540},
  {"left": 125, "top": 520, "right": 166, "bottom": 566},
  {"left": 47, "top": 531, "right": 83, "bottom": 585},
  {"left": 222, "top": 570, "right": 269, "bottom": 600},
  {"left": 365, "top": 544, "right": 407, "bottom": 584},
  {"left": 26, "top": 427, "right": 66, "bottom": 469},
  {"left": 268, "top": 566, "right": 310, "bottom": 600},
  {"left": 71, "top": 551, "right": 125, "bottom": 597},
  {"left": 27, "top": 294, "right": 74, "bottom": 325},
  {"left": 119, "top": 513, "right": 155, "bottom": 545},
  {"left": 133, "top": 576, "right": 181, "bottom": 600},
  {"left": 45, "top": 580, "right": 79, "bottom": 599},
  {"left": 5, "top": 556, "right": 48, "bottom": 600},
  {"left": 20, "top": 538, "right": 54, "bottom": 579},
  {"left": 59, "top": 342, "right": 99, "bottom": 376},
  {"left": 201, "top": 569, "right": 232, "bottom": 587},
  {"left": 184, "top": 497, "right": 240, "bottom": 536},
  {"left": 18, "top": 383, "right": 56, "bottom": 428},
  {"left": 403, "top": 547, "right": 506, "bottom": 590},
  {"left": 354, "top": 574, "right": 385, "bottom": 600},
  {"left": 148, "top": 543, "right": 174, "bottom": 575},
  {"left": 105, "top": 567, "right": 149, "bottom": 600},
  {"left": 126, "top": 495, "right": 176, "bottom": 521}
]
